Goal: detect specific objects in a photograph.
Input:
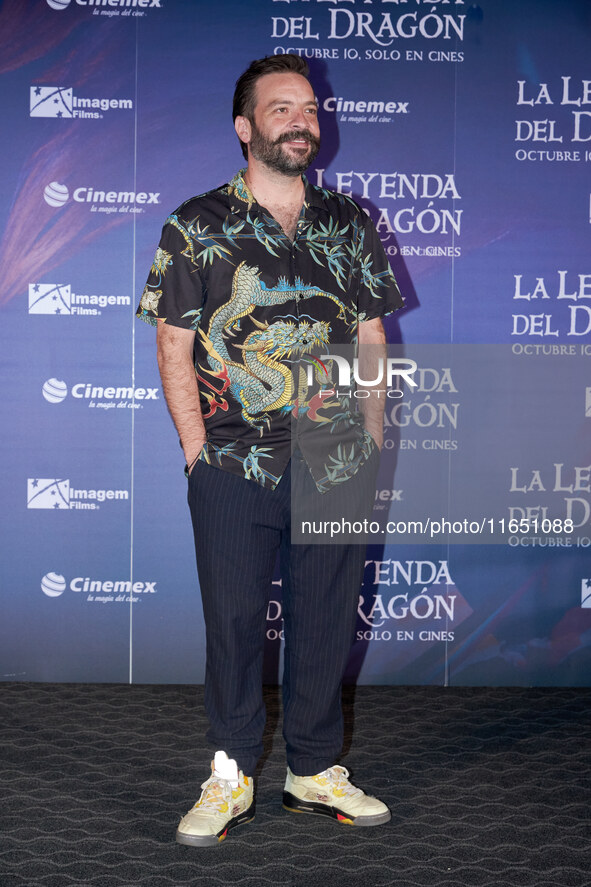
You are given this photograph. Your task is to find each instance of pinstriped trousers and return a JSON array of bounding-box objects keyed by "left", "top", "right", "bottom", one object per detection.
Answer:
[{"left": 187, "top": 447, "right": 377, "bottom": 777}]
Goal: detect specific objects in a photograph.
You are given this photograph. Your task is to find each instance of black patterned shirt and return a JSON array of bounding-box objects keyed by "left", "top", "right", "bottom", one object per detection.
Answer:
[{"left": 137, "top": 170, "right": 403, "bottom": 491}]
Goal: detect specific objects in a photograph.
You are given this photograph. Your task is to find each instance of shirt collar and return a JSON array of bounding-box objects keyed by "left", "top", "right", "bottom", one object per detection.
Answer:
[
  {"left": 227, "top": 169, "right": 256, "bottom": 213},
  {"left": 303, "top": 176, "right": 326, "bottom": 213},
  {"left": 227, "top": 168, "right": 324, "bottom": 219}
]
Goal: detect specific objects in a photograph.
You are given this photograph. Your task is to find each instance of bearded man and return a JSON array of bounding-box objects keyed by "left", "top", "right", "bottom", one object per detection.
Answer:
[{"left": 138, "top": 54, "right": 404, "bottom": 846}]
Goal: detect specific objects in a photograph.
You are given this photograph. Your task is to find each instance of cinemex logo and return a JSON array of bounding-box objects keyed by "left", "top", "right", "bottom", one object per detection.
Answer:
[
  {"left": 29, "top": 283, "right": 131, "bottom": 316},
  {"left": 41, "top": 572, "right": 157, "bottom": 604},
  {"left": 41, "top": 378, "right": 159, "bottom": 409},
  {"left": 47, "top": 0, "right": 162, "bottom": 12},
  {"left": 30, "top": 86, "right": 133, "bottom": 119},
  {"left": 374, "top": 488, "right": 403, "bottom": 511},
  {"left": 41, "top": 572, "right": 67, "bottom": 597},
  {"left": 323, "top": 96, "right": 409, "bottom": 124},
  {"left": 42, "top": 181, "right": 160, "bottom": 213},
  {"left": 27, "top": 479, "right": 129, "bottom": 510}
]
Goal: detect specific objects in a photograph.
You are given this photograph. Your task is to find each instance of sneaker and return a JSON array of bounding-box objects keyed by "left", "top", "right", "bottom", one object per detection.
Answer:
[
  {"left": 283, "top": 765, "right": 391, "bottom": 827},
  {"left": 176, "top": 751, "right": 255, "bottom": 846}
]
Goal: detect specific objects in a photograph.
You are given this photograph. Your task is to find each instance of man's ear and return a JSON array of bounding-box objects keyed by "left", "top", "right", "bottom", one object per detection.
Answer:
[{"left": 234, "top": 115, "right": 252, "bottom": 146}]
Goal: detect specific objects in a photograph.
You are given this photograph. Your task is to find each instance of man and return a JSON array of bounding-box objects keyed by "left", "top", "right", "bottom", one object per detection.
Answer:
[{"left": 138, "top": 54, "right": 404, "bottom": 846}]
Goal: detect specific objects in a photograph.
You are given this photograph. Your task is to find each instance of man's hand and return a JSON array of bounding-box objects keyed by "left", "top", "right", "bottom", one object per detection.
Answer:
[
  {"left": 156, "top": 323, "right": 206, "bottom": 469},
  {"left": 358, "top": 317, "right": 386, "bottom": 450}
]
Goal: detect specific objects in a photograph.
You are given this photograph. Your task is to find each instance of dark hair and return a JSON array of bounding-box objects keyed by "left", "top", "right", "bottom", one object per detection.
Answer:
[{"left": 233, "top": 55, "right": 310, "bottom": 160}]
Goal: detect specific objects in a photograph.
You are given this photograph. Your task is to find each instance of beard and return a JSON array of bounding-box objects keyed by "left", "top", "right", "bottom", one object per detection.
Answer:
[{"left": 248, "top": 122, "right": 321, "bottom": 176}]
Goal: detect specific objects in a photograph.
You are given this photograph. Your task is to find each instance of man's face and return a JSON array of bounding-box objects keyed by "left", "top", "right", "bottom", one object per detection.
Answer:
[{"left": 246, "top": 72, "right": 321, "bottom": 176}]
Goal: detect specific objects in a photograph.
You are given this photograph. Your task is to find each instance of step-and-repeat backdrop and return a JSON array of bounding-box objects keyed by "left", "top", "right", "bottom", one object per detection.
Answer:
[{"left": 1, "top": 0, "right": 590, "bottom": 686}]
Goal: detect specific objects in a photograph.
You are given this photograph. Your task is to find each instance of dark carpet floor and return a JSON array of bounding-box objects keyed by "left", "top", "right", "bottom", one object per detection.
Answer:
[{"left": 1, "top": 683, "right": 590, "bottom": 887}]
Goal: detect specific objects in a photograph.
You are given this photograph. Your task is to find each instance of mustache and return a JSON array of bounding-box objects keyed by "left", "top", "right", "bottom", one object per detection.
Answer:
[{"left": 275, "top": 129, "right": 320, "bottom": 147}]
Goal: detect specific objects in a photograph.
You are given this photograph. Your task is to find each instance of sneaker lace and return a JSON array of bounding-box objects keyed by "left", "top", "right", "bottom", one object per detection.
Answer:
[
  {"left": 322, "top": 766, "right": 363, "bottom": 798},
  {"left": 195, "top": 774, "right": 233, "bottom": 812}
]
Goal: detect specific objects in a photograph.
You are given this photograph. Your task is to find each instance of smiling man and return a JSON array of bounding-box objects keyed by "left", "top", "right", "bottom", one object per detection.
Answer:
[
  {"left": 137, "top": 54, "right": 404, "bottom": 846},
  {"left": 242, "top": 74, "right": 321, "bottom": 177}
]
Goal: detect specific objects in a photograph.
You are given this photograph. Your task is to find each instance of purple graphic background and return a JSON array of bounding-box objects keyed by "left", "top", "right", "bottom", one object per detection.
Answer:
[{"left": 1, "top": 0, "right": 590, "bottom": 686}]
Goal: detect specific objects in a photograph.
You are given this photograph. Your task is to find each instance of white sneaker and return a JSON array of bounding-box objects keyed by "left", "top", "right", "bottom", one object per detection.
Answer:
[
  {"left": 283, "top": 765, "right": 391, "bottom": 827},
  {"left": 176, "top": 751, "right": 255, "bottom": 846}
]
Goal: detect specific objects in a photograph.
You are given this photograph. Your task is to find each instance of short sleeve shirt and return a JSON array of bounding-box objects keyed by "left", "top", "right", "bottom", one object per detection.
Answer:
[{"left": 137, "top": 170, "right": 404, "bottom": 491}]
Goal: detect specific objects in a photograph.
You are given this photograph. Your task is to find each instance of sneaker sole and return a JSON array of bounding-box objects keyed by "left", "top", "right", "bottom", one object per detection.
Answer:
[
  {"left": 175, "top": 802, "right": 256, "bottom": 847},
  {"left": 282, "top": 791, "right": 391, "bottom": 827}
]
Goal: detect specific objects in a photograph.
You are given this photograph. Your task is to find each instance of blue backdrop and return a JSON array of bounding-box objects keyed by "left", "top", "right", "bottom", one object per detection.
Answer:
[{"left": 1, "top": 0, "right": 590, "bottom": 686}]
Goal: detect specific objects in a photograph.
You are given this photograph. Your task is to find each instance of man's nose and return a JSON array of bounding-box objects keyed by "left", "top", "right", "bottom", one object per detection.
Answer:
[{"left": 290, "top": 108, "right": 308, "bottom": 129}]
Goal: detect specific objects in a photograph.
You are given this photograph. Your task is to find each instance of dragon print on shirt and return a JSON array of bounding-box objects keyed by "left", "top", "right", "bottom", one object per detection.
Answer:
[{"left": 196, "top": 261, "right": 346, "bottom": 430}]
